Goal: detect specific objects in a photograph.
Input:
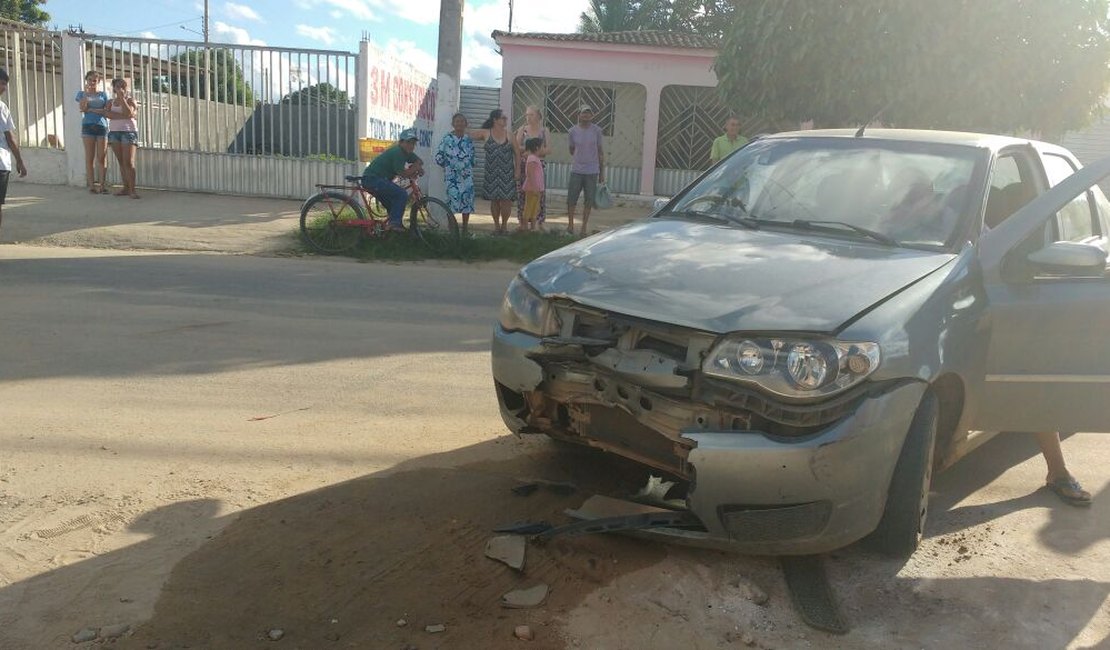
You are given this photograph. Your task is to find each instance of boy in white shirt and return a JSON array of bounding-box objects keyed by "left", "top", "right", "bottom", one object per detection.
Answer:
[{"left": 0, "top": 68, "right": 29, "bottom": 234}]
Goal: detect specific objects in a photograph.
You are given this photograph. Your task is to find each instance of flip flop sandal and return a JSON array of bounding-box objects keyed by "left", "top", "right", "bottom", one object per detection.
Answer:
[{"left": 1046, "top": 477, "right": 1092, "bottom": 507}]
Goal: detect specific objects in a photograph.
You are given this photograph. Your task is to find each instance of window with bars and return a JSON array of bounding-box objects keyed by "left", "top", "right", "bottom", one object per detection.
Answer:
[{"left": 544, "top": 84, "right": 615, "bottom": 136}]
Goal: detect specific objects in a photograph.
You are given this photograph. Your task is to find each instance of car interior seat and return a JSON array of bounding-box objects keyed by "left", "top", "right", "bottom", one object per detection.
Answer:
[{"left": 984, "top": 182, "right": 1035, "bottom": 228}]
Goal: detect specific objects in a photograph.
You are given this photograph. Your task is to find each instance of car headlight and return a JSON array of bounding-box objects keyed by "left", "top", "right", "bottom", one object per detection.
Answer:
[
  {"left": 498, "top": 275, "right": 560, "bottom": 337},
  {"left": 703, "top": 337, "right": 880, "bottom": 399}
]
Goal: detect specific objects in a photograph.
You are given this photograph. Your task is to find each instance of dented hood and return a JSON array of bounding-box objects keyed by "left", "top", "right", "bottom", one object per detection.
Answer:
[{"left": 522, "top": 218, "right": 956, "bottom": 334}]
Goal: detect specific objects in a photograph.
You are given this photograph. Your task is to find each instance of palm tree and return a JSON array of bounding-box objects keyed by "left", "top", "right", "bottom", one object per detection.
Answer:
[{"left": 578, "top": 0, "right": 666, "bottom": 33}]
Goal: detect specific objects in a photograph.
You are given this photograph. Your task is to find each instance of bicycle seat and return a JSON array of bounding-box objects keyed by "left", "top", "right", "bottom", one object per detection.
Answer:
[{"left": 345, "top": 175, "right": 363, "bottom": 183}]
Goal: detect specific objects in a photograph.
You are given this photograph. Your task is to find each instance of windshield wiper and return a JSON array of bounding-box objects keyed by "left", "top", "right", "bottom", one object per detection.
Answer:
[
  {"left": 663, "top": 207, "right": 758, "bottom": 229},
  {"left": 790, "top": 219, "right": 899, "bottom": 246}
]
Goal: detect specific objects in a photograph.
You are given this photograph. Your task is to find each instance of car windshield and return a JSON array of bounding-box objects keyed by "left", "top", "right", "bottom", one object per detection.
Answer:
[{"left": 668, "top": 137, "right": 986, "bottom": 249}]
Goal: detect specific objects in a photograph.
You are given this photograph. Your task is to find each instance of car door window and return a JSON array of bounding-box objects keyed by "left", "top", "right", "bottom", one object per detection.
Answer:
[
  {"left": 984, "top": 154, "right": 1035, "bottom": 229},
  {"left": 1042, "top": 153, "right": 1096, "bottom": 242}
]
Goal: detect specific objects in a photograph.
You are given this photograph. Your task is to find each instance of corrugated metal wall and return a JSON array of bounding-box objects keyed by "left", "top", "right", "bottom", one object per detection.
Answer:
[{"left": 459, "top": 85, "right": 501, "bottom": 197}]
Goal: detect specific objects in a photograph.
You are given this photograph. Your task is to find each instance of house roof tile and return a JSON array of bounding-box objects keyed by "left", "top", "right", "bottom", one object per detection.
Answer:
[{"left": 491, "top": 30, "right": 719, "bottom": 50}]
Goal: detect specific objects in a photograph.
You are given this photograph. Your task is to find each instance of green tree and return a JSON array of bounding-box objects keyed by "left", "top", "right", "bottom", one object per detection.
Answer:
[
  {"left": 169, "top": 49, "right": 256, "bottom": 105},
  {"left": 0, "top": 0, "right": 48, "bottom": 25},
  {"left": 578, "top": 0, "right": 666, "bottom": 33},
  {"left": 577, "top": 0, "right": 733, "bottom": 36},
  {"left": 715, "top": 0, "right": 1110, "bottom": 136},
  {"left": 281, "top": 82, "right": 351, "bottom": 108}
]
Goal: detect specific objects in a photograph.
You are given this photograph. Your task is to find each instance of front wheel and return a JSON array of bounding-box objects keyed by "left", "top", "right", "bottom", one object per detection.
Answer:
[
  {"left": 409, "top": 196, "right": 460, "bottom": 249},
  {"left": 300, "top": 191, "right": 365, "bottom": 254},
  {"left": 862, "top": 390, "right": 938, "bottom": 558}
]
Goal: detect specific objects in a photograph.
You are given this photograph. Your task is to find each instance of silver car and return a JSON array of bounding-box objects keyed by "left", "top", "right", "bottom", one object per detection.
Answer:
[{"left": 491, "top": 129, "right": 1110, "bottom": 556}]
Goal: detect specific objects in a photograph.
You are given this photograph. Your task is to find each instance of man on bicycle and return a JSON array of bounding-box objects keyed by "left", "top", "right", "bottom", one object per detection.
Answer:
[{"left": 361, "top": 127, "right": 424, "bottom": 232}]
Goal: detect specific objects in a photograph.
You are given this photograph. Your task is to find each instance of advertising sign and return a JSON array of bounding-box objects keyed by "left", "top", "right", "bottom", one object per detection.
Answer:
[{"left": 357, "top": 40, "right": 437, "bottom": 161}]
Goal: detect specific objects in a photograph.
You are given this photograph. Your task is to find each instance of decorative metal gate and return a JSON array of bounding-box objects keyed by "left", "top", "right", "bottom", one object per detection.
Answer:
[
  {"left": 82, "top": 34, "right": 360, "bottom": 198},
  {"left": 655, "top": 85, "right": 773, "bottom": 196},
  {"left": 511, "top": 76, "right": 645, "bottom": 194}
]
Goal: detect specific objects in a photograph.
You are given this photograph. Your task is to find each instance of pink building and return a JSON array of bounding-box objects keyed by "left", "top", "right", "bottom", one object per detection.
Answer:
[{"left": 492, "top": 30, "right": 732, "bottom": 197}]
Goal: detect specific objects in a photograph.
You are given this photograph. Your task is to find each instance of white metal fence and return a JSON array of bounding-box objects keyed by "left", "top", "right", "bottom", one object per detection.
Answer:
[
  {"left": 80, "top": 34, "right": 360, "bottom": 198},
  {"left": 0, "top": 19, "right": 65, "bottom": 149}
]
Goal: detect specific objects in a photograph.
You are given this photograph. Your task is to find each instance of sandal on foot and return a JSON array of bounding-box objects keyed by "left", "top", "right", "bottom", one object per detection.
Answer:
[{"left": 1046, "top": 477, "right": 1092, "bottom": 507}]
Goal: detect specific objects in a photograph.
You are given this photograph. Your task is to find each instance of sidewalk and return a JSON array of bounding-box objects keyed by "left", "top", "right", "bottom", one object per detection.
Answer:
[{"left": 0, "top": 183, "right": 654, "bottom": 255}]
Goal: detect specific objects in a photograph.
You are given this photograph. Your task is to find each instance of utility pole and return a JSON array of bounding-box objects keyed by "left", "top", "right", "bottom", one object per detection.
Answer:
[
  {"left": 430, "top": 0, "right": 463, "bottom": 199},
  {"left": 508, "top": 0, "right": 514, "bottom": 32}
]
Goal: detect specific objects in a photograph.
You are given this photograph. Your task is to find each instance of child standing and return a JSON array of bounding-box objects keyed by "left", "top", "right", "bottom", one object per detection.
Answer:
[
  {"left": 76, "top": 71, "right": 110, "bottom": 193},
  {"left": 521, "top": 137, "right": 544, "bottom": 232}
]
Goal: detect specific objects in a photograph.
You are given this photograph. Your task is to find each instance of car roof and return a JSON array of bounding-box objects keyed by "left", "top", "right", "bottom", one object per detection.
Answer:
[{"left": 764, "top": 128, "right": 1047, "bottom": 152}]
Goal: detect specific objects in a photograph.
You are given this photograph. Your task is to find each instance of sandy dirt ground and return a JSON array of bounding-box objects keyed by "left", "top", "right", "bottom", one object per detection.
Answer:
[{"left": 0, "top": 193, "right": 1108, "bottom": 649}]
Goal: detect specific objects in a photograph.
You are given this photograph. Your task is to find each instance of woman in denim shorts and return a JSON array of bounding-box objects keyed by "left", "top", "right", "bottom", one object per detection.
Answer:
[
  {"left": 75, "top": 71, "right": 109, "bottom": 193},
  {"left": 106, "top": 78, "right": 140, "bottom": 198}
]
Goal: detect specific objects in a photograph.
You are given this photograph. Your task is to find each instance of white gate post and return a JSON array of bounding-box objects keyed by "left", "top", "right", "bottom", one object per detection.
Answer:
[{"left": 60, "top": 32, "right": 86, "bottom": 187}]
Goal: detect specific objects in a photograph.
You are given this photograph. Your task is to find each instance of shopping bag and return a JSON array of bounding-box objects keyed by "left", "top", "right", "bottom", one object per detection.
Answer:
[{"left": 594, "top": 182, "right": 613, "bottom": 210}]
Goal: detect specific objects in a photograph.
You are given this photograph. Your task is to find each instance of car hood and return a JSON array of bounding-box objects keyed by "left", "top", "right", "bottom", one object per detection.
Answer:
[{"left": 522, "top": 218, "right": 956, "bottom": 333}]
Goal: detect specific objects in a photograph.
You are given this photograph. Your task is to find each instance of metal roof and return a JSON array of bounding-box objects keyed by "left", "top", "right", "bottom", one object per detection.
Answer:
[{"left": 491, "top": 30, "right": 719, "bottom": 50}]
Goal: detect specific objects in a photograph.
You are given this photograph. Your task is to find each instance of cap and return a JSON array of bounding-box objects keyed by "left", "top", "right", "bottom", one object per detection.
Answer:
[
  {"left": 398, "top": 128, "right": 418, "bottom": 141},
  {"left": 578, "top": 104, "right": 593, "bottom": 113}
]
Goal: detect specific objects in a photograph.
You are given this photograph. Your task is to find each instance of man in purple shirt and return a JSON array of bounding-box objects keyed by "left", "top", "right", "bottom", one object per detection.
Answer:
[{"left": 567, "top": 105, "right": 605, "bottom": 236}]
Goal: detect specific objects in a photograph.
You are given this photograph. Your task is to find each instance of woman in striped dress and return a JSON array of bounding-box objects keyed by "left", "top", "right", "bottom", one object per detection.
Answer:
[{"left": 470, "top": 109, "right": 517, "bottom": 235}]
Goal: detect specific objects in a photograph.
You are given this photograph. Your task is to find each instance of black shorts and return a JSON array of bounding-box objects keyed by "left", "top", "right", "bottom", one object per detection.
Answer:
[{"left": 0, "top": 170, "right": 9, "bottom": 205}]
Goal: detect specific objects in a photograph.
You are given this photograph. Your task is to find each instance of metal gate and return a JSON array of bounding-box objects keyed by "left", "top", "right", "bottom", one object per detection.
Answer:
[
  {"left": 511, "top": 76, "right": 645, "bottom": 194},
  {"left": 82, "top": 34, "right": 360, "bottom": 198},
  {"left": 460, "top": 84, "right": 500, "bottom": 196},
  {"left": 655, "top": 85, "right": 774, "bottom": 196}
]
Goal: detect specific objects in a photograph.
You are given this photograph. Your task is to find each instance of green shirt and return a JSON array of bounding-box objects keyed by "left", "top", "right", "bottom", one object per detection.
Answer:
[
  {"left": 363, "top": 144, "right": 420, "bottom": 180},
  {"left": 709, "top": 134, "right": 748, "bottom": 163}
]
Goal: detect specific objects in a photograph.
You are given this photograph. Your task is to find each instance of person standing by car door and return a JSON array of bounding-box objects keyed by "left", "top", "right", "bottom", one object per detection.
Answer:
[{"left": 982, "top": 154, "right": 1092, "bottom": 507}]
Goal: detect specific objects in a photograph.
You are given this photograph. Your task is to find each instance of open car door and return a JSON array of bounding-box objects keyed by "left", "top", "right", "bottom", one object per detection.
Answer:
[{"left": 973, "top": 155, "right": 1110, "bottom": 433}]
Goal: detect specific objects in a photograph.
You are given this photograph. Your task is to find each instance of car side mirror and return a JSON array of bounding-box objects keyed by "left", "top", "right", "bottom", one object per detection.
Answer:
[
  {"left": 652, "top": 197, "right": 670, "bottom": 213},
  {"left": 1026, "top": 241, "right": 1107, "bottom": 275}
]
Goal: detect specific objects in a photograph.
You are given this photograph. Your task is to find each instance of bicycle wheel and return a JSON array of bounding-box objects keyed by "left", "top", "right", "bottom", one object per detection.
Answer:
[
  {"left": 300, "top": 191, "right": 366, "bottom": 254},
  {"left": 409, "top": 196, "right": 460, "bottom": 248}
]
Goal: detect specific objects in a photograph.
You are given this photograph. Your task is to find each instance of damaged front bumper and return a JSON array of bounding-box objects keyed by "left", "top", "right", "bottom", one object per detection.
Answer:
[{"left": 491, "top": 319, "right": 926, "bottom": 556}]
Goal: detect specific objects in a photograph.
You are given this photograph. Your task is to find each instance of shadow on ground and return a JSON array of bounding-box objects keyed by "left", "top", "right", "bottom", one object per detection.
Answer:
[{"left": 2, "top": 431, "right": 1105, "bottom": 649}]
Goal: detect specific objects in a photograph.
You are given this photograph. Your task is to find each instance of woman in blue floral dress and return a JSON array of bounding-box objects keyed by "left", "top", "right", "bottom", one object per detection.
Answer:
[{"left": 435, "top": 113, "right": 476, "bottom": 234}]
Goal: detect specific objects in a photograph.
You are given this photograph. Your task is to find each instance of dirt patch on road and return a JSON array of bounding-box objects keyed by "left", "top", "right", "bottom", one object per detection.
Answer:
[{"left": 120, "top": 447, "right": 668, "bottom": 649}]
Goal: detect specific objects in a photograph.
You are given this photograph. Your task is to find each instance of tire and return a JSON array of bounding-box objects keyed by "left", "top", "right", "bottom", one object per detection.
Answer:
[
  {"left": 409, "top": 196, "right": 460, "bottom": 248},
  {"left": 300, "top": 191, "right": 365, "bottom": 254},
  {"left": 863, "top": 389, "right": 939, "bottom": 558}
]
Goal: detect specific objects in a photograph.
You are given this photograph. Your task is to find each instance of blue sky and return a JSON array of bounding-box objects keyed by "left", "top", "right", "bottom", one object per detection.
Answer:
[{"left": 42, "top": 0, "right": 589, "bottom": 86}]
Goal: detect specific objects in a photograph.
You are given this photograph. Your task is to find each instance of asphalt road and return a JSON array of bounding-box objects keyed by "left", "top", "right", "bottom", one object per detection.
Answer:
[{"left": 0, "top": 245, "right": 1107, "bottom": 649}]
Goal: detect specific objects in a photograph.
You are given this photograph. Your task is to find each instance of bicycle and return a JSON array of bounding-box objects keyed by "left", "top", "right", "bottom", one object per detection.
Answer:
[{"left": 299, "top": 173, "right": 459, "bottom": 254}]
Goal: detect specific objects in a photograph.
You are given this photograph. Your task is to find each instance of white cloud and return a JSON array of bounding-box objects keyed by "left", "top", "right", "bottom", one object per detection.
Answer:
[
  {"left": 385, "top": 39, "right": 438, "bottom": 78},
  {"left": 140, "top": 31, "right": 158, "bottom": 39},
  {"left": 225, "top": 2, "right": 263, "bottom": 22},
  {"left": 326, "top": 0, "right": 383, "bottom": 20},
  {"left": 455, "top": 0, "right": 589, "bottom": 87},
  {"left": 296, "top": 24, "right": 337, "bottom": 46},
  {"left": 213, "top": 21, "right": 266, "bottom": 46}
]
